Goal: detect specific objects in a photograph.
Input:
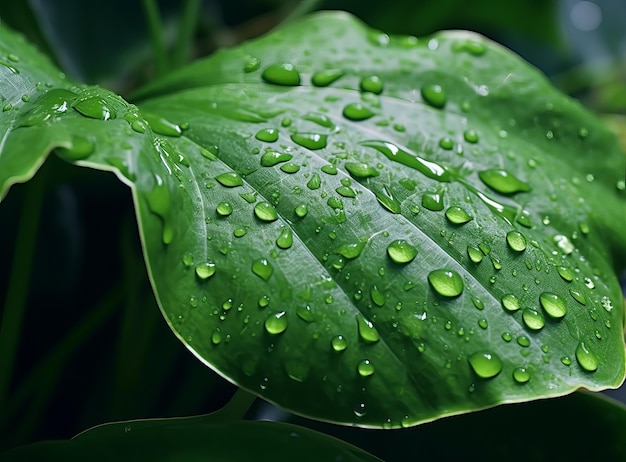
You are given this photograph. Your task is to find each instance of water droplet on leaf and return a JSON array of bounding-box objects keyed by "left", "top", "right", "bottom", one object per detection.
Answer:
[
  {"left": 506, "top": 231, "right": 527, "bottom": 252},
  {"left": 252, "top": 258, "right": 274, "bottom": 281},
  {"left": 360, "top": 75, "right": 383, "bottom": 94},
  {"left": 540, "top": 292, "right": 567, "bottom": 319},
  {"left": 262, "top": 63, "right": 300, "bottom": 86},
  {"left": 575, "top": 341, "right": 598, "bottom": 372},
  {"left": 513, "top": 367, "right": 531, "bottom": 383},
  {"left": 445, "top": 206, "right": 472, "bottom": 224},
  {"left": 195, "top": 262, "right": 216, "bottom": 280},
  {"left": 468, "top": 352, "right": 502, "bottom": 378},
  {"left": 331, "top": 335, "right": 347, "bottom": 352},
  {"left": 478, "top": 169, "right": 530, "bottom": 194},
  {"left": 421, "top": 84, "right": 447, "bottom": 108},
  {"left": 265, "top": 311, "right": 288, "bottom": 334},
  {"left": 357, "top": 315, "right": 380, "bottom": 343},
  {"left": 311, "top": 68, "right": 344, "bottom": 87},
  {"left": 387, "top": 239, "right": 418, "bottom": 264},
  {"left": 357, "top": 359, "right": 375, "bottom": 377},
  {"left": 428, "top": 269, "right": 464, "bottom": 297},
  {"left": 522, "top": 307, "right": 545, "bottom": 331},
  {"left": 343, "top": 103, "right": 375, "bottom": 121},
  {"left": 256, "top": 128, "right": 279, "bottom": 142},
  {"left": 254, "top": 202, "right": 278, "bottom": 222}
]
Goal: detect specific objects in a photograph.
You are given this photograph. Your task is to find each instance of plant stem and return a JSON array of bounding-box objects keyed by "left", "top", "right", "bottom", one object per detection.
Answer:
[
  {"left": 206, "top": 387, "right": 258, "bottom": 422},
  {"left": 0, "top": 168, "right": 47, "bottom": 429},
  {"left": 172, "top": 0, "right": 201, "bottom": 68},
  {"left": 141, "top": 0, "right": 168, "bottom": 76}
]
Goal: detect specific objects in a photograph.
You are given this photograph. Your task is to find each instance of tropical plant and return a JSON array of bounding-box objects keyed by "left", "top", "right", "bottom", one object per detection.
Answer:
[{"left": 1, "top": 2, "right": 625, "bottom": 460}]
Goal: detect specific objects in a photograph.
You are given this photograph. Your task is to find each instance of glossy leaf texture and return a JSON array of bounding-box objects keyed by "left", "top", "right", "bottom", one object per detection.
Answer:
[
  {"left": 1, "top": 419, "right": 380, "bottom": 462},
  {"left": 1, "top": 13, "right": 625, "bottom": 428}
]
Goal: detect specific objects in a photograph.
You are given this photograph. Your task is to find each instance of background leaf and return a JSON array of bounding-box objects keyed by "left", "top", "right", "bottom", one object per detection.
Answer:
[{"left": 1, "top": 11, "right": 625, "bottom": 430}]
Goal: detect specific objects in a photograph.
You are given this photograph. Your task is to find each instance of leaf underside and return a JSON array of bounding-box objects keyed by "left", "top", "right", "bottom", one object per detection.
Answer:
[{"left": 1, "top": 12, "right": 625, "bottom": 428}]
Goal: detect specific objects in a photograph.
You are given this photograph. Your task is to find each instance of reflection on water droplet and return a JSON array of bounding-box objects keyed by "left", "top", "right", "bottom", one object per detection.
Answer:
[
  {"left": 387, "top": 240, "right": 418, "bottom": 264},
  {"left": 522, "top": 307, "right": 545, "bottom": 331},
  {"left": 265, "top": 311, "right": 288, "bottom": 334},
  {"left": 357, "top": 359, "right": 375, "bottom": 377},
  {"left": 325, "top": 334, "right": 347, "bottom": 353},
  {"left": 421, "top": 84, "right": 447, "bottom": 108},
  {"left": 506, "top": 231, "right": 527, "bottom": 252},
  {"left": 513, "top": 367, "right": 531, "bottom": 383},
  {"left": 468, "top": 351, "right": 502, "bottom": 378},
  {"left": 262, "top": 63, "right": 300, "bottom": 86},
  {"left": 445, "top": 206, "right": 472, "bottom": 224},
  {"left": 576, "top": 341, "right": 598, "bottom": 372},
  {"left": 539, "top": 292, "right": 567, "bottom": 319},
  {"left": 428, "top": 269, "right": 464, "bottom": 297},
  {"left": 252, "top": 259, "right": 273, "bottom": 281},
  {"left": 195, "top": 262, "right": 216, "bottom": 280},
  {"left": 478, "top": 169, "right": 530, "bottom": 194}
]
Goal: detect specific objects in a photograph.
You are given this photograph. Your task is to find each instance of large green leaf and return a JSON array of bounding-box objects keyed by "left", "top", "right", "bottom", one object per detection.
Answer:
[
  {"left": 1, "top": 12, "right": 625, "bottom": 428},
  {"left": 2, "top": 418, "right": 380, "bottom": 462}
]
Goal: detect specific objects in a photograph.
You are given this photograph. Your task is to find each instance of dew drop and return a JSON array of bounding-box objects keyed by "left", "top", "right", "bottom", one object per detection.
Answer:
[
  {"left": 345, "top": 162, "right": 379, "bottom": 179},
  {"left": 195, "top": 262, "right": 216, "bottom": 280},
  {"left": 539, "top": 292, "right": 567, "bottom": 319},
  {"left": 311, "top": 68, "right": 344, "bottom": 87},
  {"left": 216, "top": 202, "right": 233, "bottom": 217},
  {"left": 428, "top": 269, "right": 464, "bottom": 297},
  {"left": 468, "top": 352, "right": 502, "bottom": 378},
  {"left": 291, "top": 133, "right": 327, "bottom": 150},
  {"left": 331, "top": 335, "right": 348, "bottom": 352},
  {"left": 439, "top": 137, "right": 454, "bottom": 150},
  {"left": 264, "top": 311, "right": 288, "bottom": 334},
  {"left": 471, "top": 296, "right": 484, "bottom": 310},
  {"left": 357, "top": 359, "right": 375, "bottom": 377},
  {"left": 422, "top": 191, "right": 444, "bottom": 211},
  {"left": 254, "top": 202, "right": 278, "bottom": 222},
  {"left": 276, "top": 227, "right": 293, "bottom": 249},
  {"left": 506, "top": 231, "right": 527, "bottom": 252},
  {"left": 73, "top": 96, "right": 116, "bottom": 121},
  {"left": 445, "top": 206, "right": 473, "bottom": 224},
  {"left": 144, "top": 113, "right": 182, "bottom": 136},
  {"left": 512, "top": 367, "right": 531, "bottom": 383},
  {"left": 306, "top": 173, "right": 321, "bottom": 190},
  {"left": 420, "top": 84, "right": 447, "bottom": 108},
  {"left": 251, "top": 258, "right": 274, "bottom": 281},
  {"left": 261, "top": 63, "right": 300, "bottom": 86},
  {"left": 561, "top": 356, "right": 572, "bottom": 366},
  {"left": 255, "top": 128, "right": 279, "bottom": 142},
  {"left": 463, "top": 129, "right": 479, "bottom": 143},
  {"left": 502, "top": 332, "right": 512, "bottom": 342},
  {"left": 575, "top": 341, "right": 598, "bottom": 372},
  {"left": 260, "top": 150, "right": 292, "bottom": 167},
  {"left": 296, "top": 305, "right": 314, "bottom": 322},
  {"left": 557, "top": 266, "right": 574, "bottom": 282},
  {"left": 335, "top": 239, "right": 366, "bottom": 259},
  {"left": 501, "top": 294, "right": 520, "bottom": 312},
  {"left": 386, "top": 240, "right": 418, "bottom": 264},
  {"left": 343, "top": 103, "right": 375, "bottom": 121},
  {"left": 360, "top": 75, "right": 384, "bottom": 94},
  {"left": 478, "top": 319, "right": 488, "bottom": 329},
  {"left": 211, "top": 329, "right": 222, "bottom": 345},
  {"left": 522, "top": 307, "right": 545, "bottom": 331},
  {"left": 295, "top": 204, "right": 308, "bottom": 217},
  {"left": 517, "top": 336, "right": 530, "bottom": 347},
  {"left": 467, "top": 245, "right": 483, "bottom": 263},
  {"left": 335, "top": 186, "right": 356, "bottom": 197},
  {"left": 478, "top": 169, "right": 531, "bottom": 194},
  {"left": 243, "top": 56, "right": 260, "bottom": 73},
  {"left": 370, "top": 285, "right": 385, "bottom": 307},
  {"left": 356, "top": 315, "right": 380, "bottom": 343},
  {"left": 182, "top": 252, "right": 194, "bottom": 267}
]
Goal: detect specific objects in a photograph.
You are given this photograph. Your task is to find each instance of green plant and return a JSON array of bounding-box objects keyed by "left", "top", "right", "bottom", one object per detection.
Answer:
[{"left": 1, "top": 2, "right": 626, "bottom": 460}]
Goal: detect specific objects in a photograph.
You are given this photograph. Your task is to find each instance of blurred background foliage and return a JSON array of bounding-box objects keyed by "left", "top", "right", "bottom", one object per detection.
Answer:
[{"left": 1, "top": 0, "right": 625, "bottom": 454}]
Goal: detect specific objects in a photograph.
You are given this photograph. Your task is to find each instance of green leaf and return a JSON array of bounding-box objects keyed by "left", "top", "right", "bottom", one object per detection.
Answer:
[
  {"left": 2, "top": 418, "right": 380, "bottom": 462},
  {"left": 1, "top": 12, "right": 625, "bottom": 429}
]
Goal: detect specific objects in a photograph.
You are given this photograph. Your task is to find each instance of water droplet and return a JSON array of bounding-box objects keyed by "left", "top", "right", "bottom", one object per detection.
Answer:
[
  {"left": 356, "top": 315, "right": 380, "bottom": 343},
  {"left": 260, "top": 150, "right": 292, "bottom": 167},
  {"left": 561, "top": 356, "right": 572, "bottom": 366},
  {"left": 463, "top": 129, "right": 479, "bottom": 143},
  {"left": 251, "top": 258, "right": 274, "bottom": 281},
  {"left": 375, "top": 187, "right": 401, "bottom": 214},
  {"left": 467, "top": 245, "right": 483, "bottom": 263},
  {"left": 265, "top": 311, "right": 288, "bottom": 334},
  {"left": 452, "top": 39, "right": 487, "bottom": 55},
  {"left": 522, "top": 307, "right": 545, "bottom": 331},
  {"left": 331, "top": 335, "right": 347, "bottom": 352},
  {"left": 182, "top": 252, "right": 194, "bottom": 267},
  {"left": 276, "top": 227, "right": 293, "bottom": 249},
  {"left": 471, "top": 296, "right": 484, "bottom": 310},
  {"left": 73, "top": 96, "right": 116, "bottom": 121},
  {"left": 234, "top": 227, "right": 248, "bottom": 238},
  {"left": 144, "top": 113, "right": 182, "bottom": 136},
  {"left": 370, "top": 285, "right": 385, "bottom": 307},
  {"left": 145, "top": 174, "right": 173, "bottom": 244},
  {"left": 306, "top": 173, "right": 321, "bottom": 190},
  {"left": 258, "top": 295, "right": 270, "bottom": 308},
  {"left": 343, "top": 103, "right": 375, "bottom": 121},
  {"left": 513, "top": 367, "right": 531, "bottom": 383},
  {"left": 211, "top": 329, "right": 222, "bottom": 345},
  {"left": 311, "top": 68, "right": 344, "bottom": 87},
  {"left": 501, "top": 294, "right": 519, "bottom": 312},
  {"left": 361, "top": 140, "right": 451, "bottom": 181},
  {"left": 344, "top": 162, "right": 380, "bottom": 179},
  {"left": 296, "top": 305, "right": 314, "bottom": 322},
  {"left": 583, "top": 277, "right": 595, "bottom": 289},
  {"left": 478, "top": 169, "right": 531, "bottom": 194},
  {"left": 254, "top": 202, "right": 278, "bottom": 222},
  {"left": 576, "top": 341, "right": 598, "bottom": 372},
  {"left": 422, "top": 191, "right": 444, "bottom": 211},
  {"left": 478, "top": 319, "right": 488, "bottom": 329},
  {"left": 428, "top": 269, "right": 464, "bottom": 297},
  {"left": 539, "top": 292, "right": 567, "bottom": 319},
  {"left": 445, "top": 206, "right": 472, "bottom": 224},
  {"left": 216, "top": 202, "right": 233, "bottom": 217},
  {"left": 262, "top": 63, "right": 300, "bottom": 86},
  {"left": 335, "top": 186, "right": 356, "bottom": 198},
  {"left": 360, "top": 75, "right": 383, "bottom": 94},
  {"left": 557, "top": 266, "right": 574, "bottom": 282},
  {"left": 335, "top": 239, "right": 366, "bottom": 259},
  {"left": 439, "top": 137, "right": 454, "bottom": 150},
  {"left": 255, "top": 128, "right": 279, "bottom": 142},
  {"left": 506, "top": 231, "right": 527, "bottom": 252},
  {"left": 243, "top": 55, "right": 260, "bottom": 73},
  {"left": 291, "top": 133, "right": 327, "bottom": 150},
  {"left": 195, "top": 262, "right": 216, "bottom": 280},
  {"left": 321, "top": 164, "right": 337, "bottom": 175},
  {"left": 357, "top": 359, "right": 375, "bottom": 377},
  {"left": 517, "top": 336, "right": 530, "bottom": 347},
  {"left": 387, "top": 239, "right": 418, "bottom": 264},
  {"left": 295, "top": 204, "right": 308, "bottom": 217},
  {"left": 468, "top": 352, "right": 502, "bottom": 378},
  {"left": 502, "top": 332, "right": 512, "bottom": 342},
  {"left": 601, "top": 296, "right": 613, "bottom": 312},
  {"left": 421, "top": 84, "right": 447, "bottom": 108}
]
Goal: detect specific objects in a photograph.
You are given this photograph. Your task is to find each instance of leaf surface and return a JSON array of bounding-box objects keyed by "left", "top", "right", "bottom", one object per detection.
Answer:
[{"left": 1, "top": 13, "right": 625, "bottom": 428}]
